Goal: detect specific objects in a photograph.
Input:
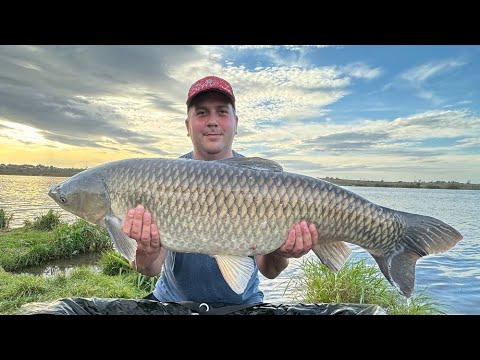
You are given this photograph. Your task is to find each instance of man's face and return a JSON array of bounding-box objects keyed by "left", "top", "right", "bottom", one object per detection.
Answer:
[{"left": 185, "top": 92, "right": 238, "bottom": 160}]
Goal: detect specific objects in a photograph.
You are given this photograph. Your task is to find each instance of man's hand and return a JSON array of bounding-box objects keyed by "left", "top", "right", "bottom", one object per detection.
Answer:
[
  {"left": 122, "top": 204, "right": 165, "bottom": 276},
  {"left": 275, "top": 220, "right": 319, "bottom": 258},
  {"left": 257, "top": 220, "right": 319, "bottom": 279}
]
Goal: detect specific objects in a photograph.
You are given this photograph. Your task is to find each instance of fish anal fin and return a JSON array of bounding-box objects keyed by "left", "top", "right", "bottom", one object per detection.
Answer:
[{"left": 312, "top": 241, "right": 352, "bottom": 272}]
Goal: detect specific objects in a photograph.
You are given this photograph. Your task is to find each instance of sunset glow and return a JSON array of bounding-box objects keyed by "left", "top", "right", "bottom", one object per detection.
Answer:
[{"left": 0, "top": 45, "right": 479, "bottom": 182}]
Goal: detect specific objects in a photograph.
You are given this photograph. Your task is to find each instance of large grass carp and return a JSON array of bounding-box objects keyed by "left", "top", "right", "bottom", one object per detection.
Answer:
[{"left": 48, "top": 157, "right": 463, "bottom": 297}]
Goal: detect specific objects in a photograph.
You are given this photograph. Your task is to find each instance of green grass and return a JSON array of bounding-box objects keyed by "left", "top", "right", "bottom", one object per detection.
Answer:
[
  {"left": 0, "top": 267, "right": 148, "bottom": 314},
  {"left": 0, "top": 228, "right": 58, "bottom": 270},
  {"left": 100, "top": 250, "right": 159, "bottom": 293},
  {"left": 0, "top": 219, "right": 112, "bottom": 271},
  {"left": 284, "top": 256, "right": 447, "bottom": 315},
  {"left": 0, "top": 249, "right": 159, "bottom": 315}
]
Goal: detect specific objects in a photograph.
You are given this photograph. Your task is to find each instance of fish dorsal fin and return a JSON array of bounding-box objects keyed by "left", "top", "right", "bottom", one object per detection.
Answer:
[
  {"left": 214, "top": 255, "right": 255, "bottom": 294},
  {"left": 216, "top": 157, "right": 283, "bottom": 172}
]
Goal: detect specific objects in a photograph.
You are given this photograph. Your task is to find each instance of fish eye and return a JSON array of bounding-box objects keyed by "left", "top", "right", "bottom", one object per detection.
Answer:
[{"left": 60, "top": 196, "right": 66, "bottom": 203}]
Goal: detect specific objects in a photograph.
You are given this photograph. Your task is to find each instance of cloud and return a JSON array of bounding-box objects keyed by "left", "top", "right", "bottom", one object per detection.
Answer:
[
  {"left": 229, "top": 45, "right": 332, "bottom": 51},
  {"left": 303, "top": 131, "right": 389, "bottom": 151},
  {"left": 169, "top": 50, "right": 353, "bottom": 128},
  {"left": 222, "top": 66, "right": 350, "bottom": 128},
  {"left": 0, "top": 45, "right": 355, "bottom": 156},
  {"left": 401, "top": 59, "right": 467, "bottom": 83},
  {"left": 203, "top": 45, "right": 335, "bottom": 68},
  {"left": 0, "top": 45, "right": 208, "bottom": 153},
  {"left": 234, "top": 109, "right": 480, "bottom": 172},
  {"left": 388, "top": 110, "right": 480, "bottom": 140},
  {"left": 340, "top": 63, "right": 383, "bottom": 80},
  {"left": 378, "top": 58, "right": 469, "bottom": 105},
  {"left": 455, "top": 138, "right": 480, "bottom": 148},
  {"left": 0, "top": 88, "right": 163, "bottom": 147},
  {"left": 41, "top": 132, "right": 119, "bottom": 149}
]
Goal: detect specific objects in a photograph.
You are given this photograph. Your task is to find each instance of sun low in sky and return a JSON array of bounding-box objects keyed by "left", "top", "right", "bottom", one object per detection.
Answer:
[{"left": 0, "top": 45, "right": 479, "bottom": 182}]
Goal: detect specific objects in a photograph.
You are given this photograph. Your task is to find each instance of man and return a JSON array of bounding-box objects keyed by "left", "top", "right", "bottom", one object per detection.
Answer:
[{"left": 122, "top": 76, "right": 319, "bottom": 305}]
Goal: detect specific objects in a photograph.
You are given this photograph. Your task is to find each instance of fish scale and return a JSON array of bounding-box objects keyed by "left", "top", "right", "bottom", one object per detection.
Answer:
[{"left": 49, "top": 156, "right": 463, "bottom": 297}]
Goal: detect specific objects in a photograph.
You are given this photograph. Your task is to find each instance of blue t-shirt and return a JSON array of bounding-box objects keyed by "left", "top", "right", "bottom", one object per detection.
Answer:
[{"left": 153, "top": 151, "right": 264, "bottom": 305}]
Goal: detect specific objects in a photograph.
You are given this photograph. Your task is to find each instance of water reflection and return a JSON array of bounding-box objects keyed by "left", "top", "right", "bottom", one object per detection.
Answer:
[{"left": 12, "top": 253, "right": 102, "bottom": 277}]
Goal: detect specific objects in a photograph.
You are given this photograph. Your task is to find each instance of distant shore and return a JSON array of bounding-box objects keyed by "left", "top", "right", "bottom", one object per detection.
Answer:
[
  {"left": 0, "top": 164, "right": 85, "bottom": 177},
  {"left": 321, "top": 177, "right": 480, "bottom": 190},
  {"left": 1, "top": 164, "right": 478, "bottom": 190}
]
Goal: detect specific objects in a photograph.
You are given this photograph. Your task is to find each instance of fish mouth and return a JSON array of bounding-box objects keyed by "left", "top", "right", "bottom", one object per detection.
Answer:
[
  {"left": 48, "top": 185, "right": 61, "bottom": 202},
  {"left": 48, "top": 186, "right": 57, "bottom": 199}
]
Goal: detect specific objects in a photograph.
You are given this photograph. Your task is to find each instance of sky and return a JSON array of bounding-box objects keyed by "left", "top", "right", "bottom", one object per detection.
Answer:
[{"left": 0, "top": 45, "right": 479, "bottom": 182}]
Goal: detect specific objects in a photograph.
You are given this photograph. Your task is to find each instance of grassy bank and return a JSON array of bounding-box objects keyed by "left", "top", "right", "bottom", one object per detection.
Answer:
[
  {"left": 0, "top": 219, "right": 112, "bottom": 271},
  {"left": 0, "top": 210, "right": 157, "bottom": 314},
  {"left": 0, "top": 249, "right": 159, "bottom": 314}
]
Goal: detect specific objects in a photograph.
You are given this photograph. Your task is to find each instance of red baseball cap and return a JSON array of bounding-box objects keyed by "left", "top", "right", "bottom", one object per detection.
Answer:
[{"left": 186, "top": 76, "right": 236, "bottom": 107}]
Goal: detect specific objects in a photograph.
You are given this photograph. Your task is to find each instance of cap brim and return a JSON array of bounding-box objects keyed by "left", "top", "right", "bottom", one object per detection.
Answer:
[{"left": 187, "top": 89, "right": 235, "bottom": 106}]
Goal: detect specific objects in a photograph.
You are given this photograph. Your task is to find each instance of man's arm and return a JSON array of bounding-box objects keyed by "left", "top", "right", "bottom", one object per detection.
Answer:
[
  {"left": 123, "top": 205, "right": 166, "bottom": 277},
  {"left": 256, "top": 221, "right": 319, "bottom": 279}
]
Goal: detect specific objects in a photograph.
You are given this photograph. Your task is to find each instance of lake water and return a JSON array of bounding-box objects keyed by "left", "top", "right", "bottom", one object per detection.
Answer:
[
  {"left": 1, "top": 175, "right": 479, "bottom": 314},
  {"left": 0, "top": 175, "right": 78, "bottom": 228}
]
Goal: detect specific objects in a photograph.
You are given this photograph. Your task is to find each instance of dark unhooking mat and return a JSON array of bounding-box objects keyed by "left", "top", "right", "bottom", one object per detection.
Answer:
[{"left": 17, "top": 297, "right": 386, "bottom": 315}]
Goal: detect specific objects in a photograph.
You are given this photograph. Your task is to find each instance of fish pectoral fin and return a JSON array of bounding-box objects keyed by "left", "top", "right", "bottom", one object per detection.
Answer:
[
  {"left": 312, "top": 242, "right": 352, "bottom": 272},
  {"left": 105, "top": 215, "right": 138, "bottom": 262},
  {"left": 214, "top": 255, "right": 255, "bottom": 294}
]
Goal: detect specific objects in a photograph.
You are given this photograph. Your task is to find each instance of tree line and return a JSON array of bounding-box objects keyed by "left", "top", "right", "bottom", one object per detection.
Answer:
[{"left": 0, "top": 164, "right": 85, "bottom": 177}]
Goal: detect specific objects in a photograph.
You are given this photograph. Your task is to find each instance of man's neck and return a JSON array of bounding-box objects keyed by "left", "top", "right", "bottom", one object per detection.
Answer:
[{"left": 192, "top": 149, "right": 234, "bottom": 161}]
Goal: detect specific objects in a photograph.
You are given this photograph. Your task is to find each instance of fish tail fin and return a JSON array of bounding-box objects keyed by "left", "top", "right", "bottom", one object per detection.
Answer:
[{"left": 372, "top": 212, "right": 463, "bottom": 298}]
